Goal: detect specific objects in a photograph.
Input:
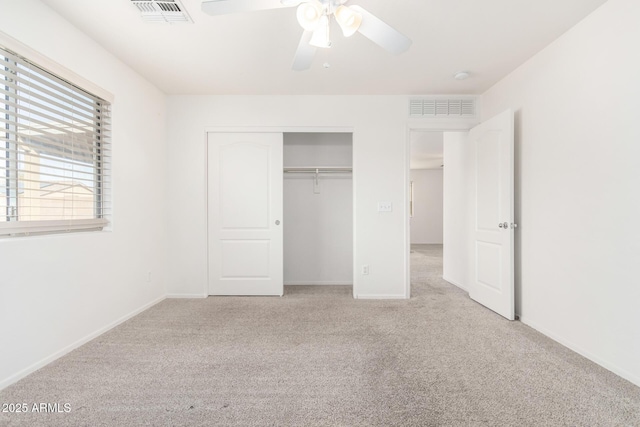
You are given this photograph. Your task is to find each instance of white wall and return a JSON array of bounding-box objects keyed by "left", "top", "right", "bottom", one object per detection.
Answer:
[
  {"left": 284, "top": 132, "right": 353, "bottom": 167},
  {"left": 0, "top": 0, "right": 167, "bottom": 389},
  {"left": 284, "top": 133, "right": 353, "bottom": 285},
  {"left": 442, "top": 132, "right": 470, "bottom": 290},
  {"left": 410, "top": 169, "right": 443, "bottom": 244},
  {"left": 166, "top": 96, "right": 410, "bottom": 299},
  {"left": 481, "top": 0, "right": 640, "bottom": 387}
]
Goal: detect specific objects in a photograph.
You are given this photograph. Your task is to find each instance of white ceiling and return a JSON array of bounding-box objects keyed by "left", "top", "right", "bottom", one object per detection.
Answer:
[
  {"left": 411, "top": 131, "right": 443, "bottom": 170},
  {"left": 39, "top": 0, "right": 607, "bottom": 95}
]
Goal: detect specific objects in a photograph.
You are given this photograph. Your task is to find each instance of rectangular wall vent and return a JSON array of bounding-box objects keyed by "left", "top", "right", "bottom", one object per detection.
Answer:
[
  {"left": 131, "top": 0, "right": 193, "bottom": 23},
  {"left": 409, "top": 97, "right": 477, "bottom": 118}
]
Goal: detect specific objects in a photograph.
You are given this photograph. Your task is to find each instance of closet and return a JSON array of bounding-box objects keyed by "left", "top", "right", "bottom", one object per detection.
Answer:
[
  {"left": 283, "top": 133, "right": 353, "bottom": 288},
  {"left": 207, "top": 131, "right": 352, "bottom": 296}
]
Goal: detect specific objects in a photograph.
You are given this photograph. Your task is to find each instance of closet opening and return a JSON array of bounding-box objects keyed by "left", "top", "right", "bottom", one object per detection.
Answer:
[{"left": 283, "top": 132, "right": 353, "bottom": 296}]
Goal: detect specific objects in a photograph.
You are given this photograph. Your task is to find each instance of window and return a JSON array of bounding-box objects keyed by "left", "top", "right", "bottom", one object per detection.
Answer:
[{"left": 0, "top": 46, "right": 111, "bottom": 237}]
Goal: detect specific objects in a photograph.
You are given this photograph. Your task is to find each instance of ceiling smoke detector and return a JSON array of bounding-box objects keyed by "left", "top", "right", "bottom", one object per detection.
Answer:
[{"left": 131, "top": 0, "right": 193, "bottom": 23}]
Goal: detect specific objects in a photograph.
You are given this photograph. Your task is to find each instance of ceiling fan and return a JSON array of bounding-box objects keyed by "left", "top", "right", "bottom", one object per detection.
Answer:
[{"left": 201, "top": 0, "right": 412, "bottom": 71}]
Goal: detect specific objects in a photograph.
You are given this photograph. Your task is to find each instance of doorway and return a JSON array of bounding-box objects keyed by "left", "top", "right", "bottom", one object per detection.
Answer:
[
  {"left": 407, "top": 127, "right": 471, "bottom": 298},
  {"left": 409, "top": 130, "right": 444, "bottom": 296},
  {"left": 406, "top": 110, "right": 515, "bottom": 320}
]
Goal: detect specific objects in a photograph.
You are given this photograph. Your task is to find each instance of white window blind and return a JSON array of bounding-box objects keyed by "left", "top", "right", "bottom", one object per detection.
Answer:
[{"left": 0, "top": 46, "right": 111, "bottom": 237}]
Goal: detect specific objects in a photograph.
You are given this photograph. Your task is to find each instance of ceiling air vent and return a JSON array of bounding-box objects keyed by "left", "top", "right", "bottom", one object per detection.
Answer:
[
  {"left": 131, "top": 0, "right": 193, "bottom": 23},
  {"left": 409, "top": 97, "right": 477, "bottom": 118}
]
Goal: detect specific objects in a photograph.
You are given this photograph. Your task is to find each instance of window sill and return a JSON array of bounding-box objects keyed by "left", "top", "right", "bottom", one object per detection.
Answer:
[{"left": 0, "top": 219, "right": 109, "bottom": 238}]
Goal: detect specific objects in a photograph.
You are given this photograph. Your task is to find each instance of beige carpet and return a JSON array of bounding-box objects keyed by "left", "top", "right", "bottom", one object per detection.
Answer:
[{"left": 1, "top": 244, "right": 639, "bottom": 426}]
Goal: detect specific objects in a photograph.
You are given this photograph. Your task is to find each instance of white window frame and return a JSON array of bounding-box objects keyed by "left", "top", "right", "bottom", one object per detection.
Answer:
[{"left": 0, "top": 31, "right": 113, "bottom": 237}]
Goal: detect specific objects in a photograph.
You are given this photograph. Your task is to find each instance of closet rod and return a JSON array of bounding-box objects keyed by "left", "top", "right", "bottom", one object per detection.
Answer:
[{"left": 284, "top": 167, "right": 352, "bottom": 173}]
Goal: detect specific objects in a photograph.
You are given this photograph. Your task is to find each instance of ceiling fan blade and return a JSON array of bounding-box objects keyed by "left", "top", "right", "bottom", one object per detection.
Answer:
[
  {"left": 292, "top": 31, "right": 317, "bottom": 71},
  {"left": 349, "top": 5, "right": 412, "bottom": 55},
  {"left": 201, "top": 0, "right": 292, "bottom": 16}
]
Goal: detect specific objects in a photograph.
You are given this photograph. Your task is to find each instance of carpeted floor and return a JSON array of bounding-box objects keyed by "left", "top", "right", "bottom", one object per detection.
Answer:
[{"left": 1, "top": 244, "right": 639, "bottom": 426}]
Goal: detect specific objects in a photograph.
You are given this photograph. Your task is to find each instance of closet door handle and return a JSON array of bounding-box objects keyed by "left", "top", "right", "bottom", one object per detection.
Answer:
[{"left": 275, "top": 220, "right": 280, "bottom": 225}]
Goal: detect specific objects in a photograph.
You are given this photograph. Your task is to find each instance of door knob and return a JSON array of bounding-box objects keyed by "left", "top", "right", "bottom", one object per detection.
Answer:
[
  {"left": 498, "top": 222, "right": 508, "bottom": 229},
  {"left": 275, "top": 220, "right": 280, "bottom": 225},
  {"left": 499, "top": 223, "right": 504, "bottom": 229}
]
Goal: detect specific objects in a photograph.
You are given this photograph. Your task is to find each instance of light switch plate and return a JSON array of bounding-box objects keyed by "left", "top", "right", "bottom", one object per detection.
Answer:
[{"left": 378, "top": 202, "right": 393, "bottom": 212}]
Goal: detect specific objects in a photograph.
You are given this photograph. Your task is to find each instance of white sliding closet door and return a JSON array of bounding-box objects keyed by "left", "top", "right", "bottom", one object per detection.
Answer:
[{"left": 207, "top": 132, "right": 284, "bottom": 296}]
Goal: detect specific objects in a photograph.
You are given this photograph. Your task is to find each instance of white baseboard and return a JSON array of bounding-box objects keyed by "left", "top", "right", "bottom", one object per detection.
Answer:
[
  {"left": 166, "top": 294, "right": 208, "bottom": 298},
  {"left": 0, "top": 295, "right": 166, "bottom": 391},
  {"left": 355, "top": 294, "right": 408, "bottom": 300},
  {"left": 520, "top": 316, "right": 640, "bottom": 388},
  {"left": 284, "top": 281, "right": 353, "bottom": 286},
  {"left": 442, "top": 275, "right": 468, "bottom": 292}
]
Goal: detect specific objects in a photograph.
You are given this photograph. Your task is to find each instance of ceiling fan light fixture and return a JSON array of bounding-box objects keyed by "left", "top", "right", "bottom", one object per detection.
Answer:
[
  {"left": 309, "top": 14, "right": 331, "bottom": 48},
  {"left": 296, "top": 2, "right": 322, "bottom": 31},
  {"left": 334, "top": 5, "right": 362, "bottom": 37}
]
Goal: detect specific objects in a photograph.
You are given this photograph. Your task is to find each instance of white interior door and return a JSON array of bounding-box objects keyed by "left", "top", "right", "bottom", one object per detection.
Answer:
[
  {"left": 469, "top": 110, "right": 515, "bottom": 320},
  {"left": 207, "top": 132, "right": 283, "bottom": 296}
]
